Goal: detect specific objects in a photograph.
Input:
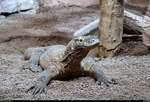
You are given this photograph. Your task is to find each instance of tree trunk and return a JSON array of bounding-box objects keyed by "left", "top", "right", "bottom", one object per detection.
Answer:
[{"left": 98, "top": 0, "right": 124, "bottom": 58}]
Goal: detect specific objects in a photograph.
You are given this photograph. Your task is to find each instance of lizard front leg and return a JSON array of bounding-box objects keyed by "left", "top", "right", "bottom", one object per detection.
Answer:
[
  {"left": 91, "top": 64, "right": 117, "bottom": 86},
  {"left": 27, "top": 63, "right": 61, "bottom": 95},
  {"left": 23, "top": 48, "right": 45, "bottom": 72},
  {"left": 81, "top": 57, "right": 117, "bottom": 86}
]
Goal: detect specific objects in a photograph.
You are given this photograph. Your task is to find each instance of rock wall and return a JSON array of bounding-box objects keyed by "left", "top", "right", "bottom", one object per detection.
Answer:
[
  {"left": 0, "top": 0, "right": 99, "bottom": 14},
  {"left": 0, "top": 0, "right": 37, "bottom": 13},
  {"left": 0, "top": 0, "right": 149, "bottom": 15}
]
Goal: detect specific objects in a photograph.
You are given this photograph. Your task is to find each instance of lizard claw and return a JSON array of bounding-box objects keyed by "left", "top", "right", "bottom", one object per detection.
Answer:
[
  {"left": 27, "top": 83, "right": 48, "bottom": 95},
  {"left": 109, "top": 78, "right": 117, "bottom": 85},
  {"left": 96, "top": 78, "right": 117, "bottom": 87},
  {"left": 29, "top": 64, "right": 43, "bottom": 73},
  {"left": 96, "top": 81, "right": 101, "bottom": 85},
  {"left": 96, "top": 80, "right": 110, "bottom": 87},
  {"left": 27, "top": 76, "right": 48, "bottom": 95},
  {"left": 22, "top": 61, "right": 30, "bottom": 70}
]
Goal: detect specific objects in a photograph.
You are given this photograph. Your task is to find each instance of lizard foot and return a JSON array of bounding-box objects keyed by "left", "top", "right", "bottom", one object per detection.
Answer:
[
  {"left": 22, "top": 61, "right": 30, "bottom": 70},
  {"left": 27, "top": 77, "right": 48, "bottom": 95},
  {"left": 27, "top": 83, "right": 48, "bottom": 95},
  {"left": 96, "top": 78, "right": 117, "bottom": 87},
  {"left": 109, "top": 78, "right": 117, "bottom": 85}
]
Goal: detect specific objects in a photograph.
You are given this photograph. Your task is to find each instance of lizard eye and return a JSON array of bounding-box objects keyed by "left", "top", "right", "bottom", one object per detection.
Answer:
[
  {"left": 79, "top": 39, "right": 83, "bottom": 42},
  {"left": 92, "top": 39, "right": 95, "bottom": 42}
]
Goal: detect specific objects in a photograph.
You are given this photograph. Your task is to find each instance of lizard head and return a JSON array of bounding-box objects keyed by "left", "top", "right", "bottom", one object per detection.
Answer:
[
  {"left": 65, "top": 35, "right": 100, "bottom": 55},
  {"left": 64, "top": 35, "right": 100, "bottom": 62},
  {"left": 73, "top": 35, "right": 100, "bottom": 49}
]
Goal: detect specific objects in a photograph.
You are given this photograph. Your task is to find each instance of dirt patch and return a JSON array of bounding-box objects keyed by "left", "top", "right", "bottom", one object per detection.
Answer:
[{"left": 0, "top": 6, "right": 150, "bottom": 100}]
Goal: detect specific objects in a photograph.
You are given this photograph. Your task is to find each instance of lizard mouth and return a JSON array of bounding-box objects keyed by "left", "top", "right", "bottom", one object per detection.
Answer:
[
  {"left": 74, "top": 35, "right": 100, "bottom": 49},
  {"left": 79, "top": 42, "right": 99, "bottom": 49},
  {"left": 85, "top": 38, "right": 100, "bottom": 47}
]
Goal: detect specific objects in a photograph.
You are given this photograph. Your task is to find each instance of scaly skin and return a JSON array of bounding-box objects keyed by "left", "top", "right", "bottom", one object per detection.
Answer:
[{"left": 23, "top": 35, "right": 117, "bottom": 95}]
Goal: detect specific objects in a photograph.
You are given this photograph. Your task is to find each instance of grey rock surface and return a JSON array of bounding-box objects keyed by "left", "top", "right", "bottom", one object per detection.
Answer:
[{"left": 0, "top": 0, "right": 37, "bottom": 13}]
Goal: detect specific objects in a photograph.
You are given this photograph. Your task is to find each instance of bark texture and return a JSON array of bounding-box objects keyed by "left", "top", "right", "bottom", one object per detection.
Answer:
[{"left": 98, "top": 0, "right": 124, "bottom": 58}]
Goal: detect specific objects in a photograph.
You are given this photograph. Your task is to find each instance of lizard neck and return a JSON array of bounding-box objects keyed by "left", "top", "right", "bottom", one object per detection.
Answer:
[{"left": 62, "top": 41, "right": 90, "bottom": 67}]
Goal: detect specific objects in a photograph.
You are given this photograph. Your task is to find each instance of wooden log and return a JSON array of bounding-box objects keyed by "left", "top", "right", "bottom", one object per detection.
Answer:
[
  {"left": 124, "top": 10, "right": 150, "bottom": 47},
  {"left": 124, "top": 10, "right": 150, "bottom": 35},
  {"left": 74, "top": 19, "right": 99, "bottom": 37},
  {"left": 122, "top": 34, "right": 142, "bottom": 42}
]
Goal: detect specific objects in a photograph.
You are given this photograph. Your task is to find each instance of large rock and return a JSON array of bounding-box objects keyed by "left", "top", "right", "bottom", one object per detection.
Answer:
[{"left": 0, "top": 0, "right": 37, "bottom": 13}]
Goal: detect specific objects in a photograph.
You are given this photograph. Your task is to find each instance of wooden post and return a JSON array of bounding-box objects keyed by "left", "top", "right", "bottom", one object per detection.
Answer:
[{"left": 98, "top": 0, "right": 124, "bottom": 58}]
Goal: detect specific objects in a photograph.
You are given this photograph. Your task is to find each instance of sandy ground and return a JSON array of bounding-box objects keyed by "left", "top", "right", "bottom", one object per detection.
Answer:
[{"left": 0, "top": 6, "right": 150, "bottom": 100}]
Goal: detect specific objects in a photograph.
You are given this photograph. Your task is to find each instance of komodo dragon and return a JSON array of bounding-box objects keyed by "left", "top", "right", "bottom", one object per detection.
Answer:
[{"left": 22, "top": 35, "right": 116, "bottom": 95}]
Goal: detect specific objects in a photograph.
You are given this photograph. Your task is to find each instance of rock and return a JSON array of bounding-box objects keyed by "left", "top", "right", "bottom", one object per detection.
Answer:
[
  {"left": 0, "top": 0, "right": 37, "bottom": 13},
  {"left": 0, "top": 15, "right": 5, "bottom": 19}
]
